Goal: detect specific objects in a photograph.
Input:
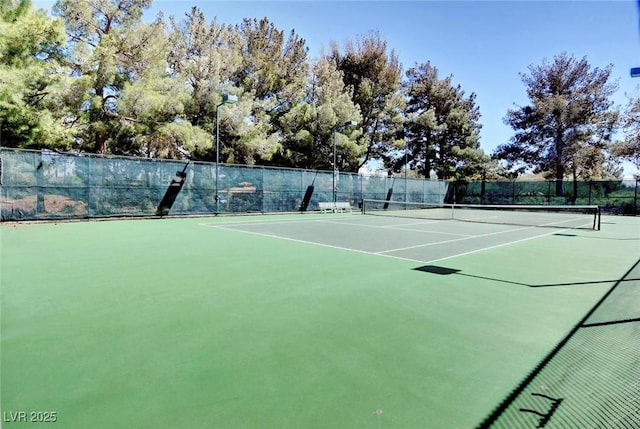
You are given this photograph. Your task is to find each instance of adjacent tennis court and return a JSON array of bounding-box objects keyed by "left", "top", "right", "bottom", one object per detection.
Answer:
[{"left": 1, "top": 209, "right": 638, "bottom": 428}]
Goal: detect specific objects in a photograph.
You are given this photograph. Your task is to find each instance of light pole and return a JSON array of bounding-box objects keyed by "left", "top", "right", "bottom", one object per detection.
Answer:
[
  {"left": 404, "top": 138, "right": 409, "bottom": 203},
  {"left": 215, "top": 93, "right": 238, "bottom": 213},
  {"left": 421, "top": 136, "right": 429, "bottom": 180},
  {"left": 332, "top": 120, "right": 357, "bottom": 204}
]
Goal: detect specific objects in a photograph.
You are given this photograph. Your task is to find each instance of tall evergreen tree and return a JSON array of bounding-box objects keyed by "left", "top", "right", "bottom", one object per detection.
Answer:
[
  {"left": 403, "top": 62, "right": 482, "bottom": 179},
  {"left": 0, "top": 0, "right": 68, "bottom": 148},
  {"left": 168, "top": 13, "right": 309, "bottom": 164},
  {"left": 167, "top": 7, "right": 243, "bottom": 160},
  {"left": 232, "top": 17, "right": 309, "bottom": 164},
  {"left": 495, "top": 52, "right": 619, "bottom": 196},
  {"left": 234, "top": 17, "right": 308, "bottom": 106},
  {"left": 330, "top": 31, "right": 404, "bottom": 171},
  {"left": 52, "top": 0, "right": 166, "bottom": 154},
  {"left": 168, "top": 8, "right": 242, "bottom": 130},
  {"left": 612, "top": 93, "right": 640, "bottom": 175},
  {"left": 276, "top": 56, "right": 361, "bottom": 169}
]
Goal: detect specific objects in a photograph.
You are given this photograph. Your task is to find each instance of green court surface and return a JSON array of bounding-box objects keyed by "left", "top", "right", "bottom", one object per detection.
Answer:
[{"left": 1, "top": 213, "right": 638, "bottom": 428}]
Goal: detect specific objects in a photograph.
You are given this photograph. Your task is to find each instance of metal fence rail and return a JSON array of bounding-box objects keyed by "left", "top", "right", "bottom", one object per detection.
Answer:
[
  {"left": 450, "top": 179, "right": 639, "bottom": 215},
  {"left": 0, "top": 148, "right": 448, "bottom": 221},
  {"left": 1, "top": 148, "right": 636, "bottom": 221}
]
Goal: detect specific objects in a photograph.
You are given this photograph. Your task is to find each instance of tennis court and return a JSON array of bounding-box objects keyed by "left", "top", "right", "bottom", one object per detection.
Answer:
[{"left": 1, "top": 209, "right": 638, "bottom": 428}]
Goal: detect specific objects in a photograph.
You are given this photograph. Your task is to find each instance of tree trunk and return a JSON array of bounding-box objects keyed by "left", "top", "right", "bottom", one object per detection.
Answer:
[
  {"left": 555, "top": 176, "right": 563, "bottom": 198},
  {"left": 571, "top": 167, "right": 578, "bottom": 205},
  {"left": 480, "top": 169, "right": 487, "bottom": 204},
  {"left": 555, "top": 133, "right": 564, "bottom": 197},
  {"left": 424, "top": 142, "right": 431, "bottom": 180}
]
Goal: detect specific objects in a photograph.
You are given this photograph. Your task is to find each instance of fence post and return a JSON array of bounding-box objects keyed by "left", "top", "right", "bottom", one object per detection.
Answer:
[
  {"left": 87, "top": 156, "right": 92, "bottom": 218},
  {"left": 405, "top": 172, "right": 408, "bottom": 203},
  {"left": 36, "top": 151, "right": 45, "bottom": 214},
  {"left": 635, "top": 178, "right": 639, "bottom": 216},
  {"left": 261, "top": 167, "right": 265, "bottom": 213}
]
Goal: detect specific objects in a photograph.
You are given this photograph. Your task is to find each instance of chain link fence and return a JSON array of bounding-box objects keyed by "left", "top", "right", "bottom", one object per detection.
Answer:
[
  {"left": 450, "top": 179, "right": 639, "bottom": 215},
  {"left": 0, "top": 148, "right": 448, "bottom": 221},
  {"left": 1, "top": 148, "right": 636, "bottom": 221}
]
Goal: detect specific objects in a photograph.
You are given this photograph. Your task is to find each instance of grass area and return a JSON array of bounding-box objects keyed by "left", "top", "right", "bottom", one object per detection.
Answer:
[{"left": 1, "top": 214, "right": 638, "bottom": 428}]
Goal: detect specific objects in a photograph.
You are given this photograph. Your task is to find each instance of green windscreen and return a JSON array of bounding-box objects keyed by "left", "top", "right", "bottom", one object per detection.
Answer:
[
  {"left": 0, "top": 149, "right": 450, "bottom": 220},
  {"left": 2, "top": 148, "right": 635, "bottom": 222}
]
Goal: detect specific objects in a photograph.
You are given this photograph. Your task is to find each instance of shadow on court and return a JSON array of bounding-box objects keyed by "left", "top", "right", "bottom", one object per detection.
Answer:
[
  {"left": 476, "top": 258, "right": 640, "bottom": 428},
  {"left": 413, "top": 264, "right": 640, "bottom": 288}
]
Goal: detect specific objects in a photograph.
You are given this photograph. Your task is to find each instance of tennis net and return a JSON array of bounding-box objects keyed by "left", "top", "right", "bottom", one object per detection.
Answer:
[{"left": 361, "top": 199, "right": 601, "bottom": 230}]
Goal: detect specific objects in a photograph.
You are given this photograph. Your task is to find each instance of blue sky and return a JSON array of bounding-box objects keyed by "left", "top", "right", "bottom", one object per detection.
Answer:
[{"left": 34, "top": 0, "right": 640, "bottom": 175}]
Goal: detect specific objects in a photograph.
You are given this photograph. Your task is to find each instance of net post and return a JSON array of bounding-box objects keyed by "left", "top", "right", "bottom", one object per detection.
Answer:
[
  {"left": 635, "top": 178, "right": 639, "bottom": 216},
  {"left": 596, "top": 205, "right": 601, "bottom": 231}
]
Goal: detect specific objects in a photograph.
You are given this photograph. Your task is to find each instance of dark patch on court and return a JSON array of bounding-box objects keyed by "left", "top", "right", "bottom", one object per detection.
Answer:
[{"left": 413, "top": 265, "right": 461, "bottom": 275}]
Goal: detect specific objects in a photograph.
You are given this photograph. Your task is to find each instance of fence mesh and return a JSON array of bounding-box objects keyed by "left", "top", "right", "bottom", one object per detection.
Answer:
[
  {"left": 452, "top": 179, "right": 639, "bottom": 215},
  {"left": 0, "top": 148, "right": 449, "bottom": 221},
  {"left": 479, "top": 261, "right": 640, "bottom": 428},
  {"left": 1, "top": 148, "right": 637, "bottom": 221}
]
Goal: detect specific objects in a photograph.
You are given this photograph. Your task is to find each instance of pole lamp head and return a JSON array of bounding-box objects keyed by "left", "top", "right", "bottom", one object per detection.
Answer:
[
  {"left": 334, "top": 120, "right": 357, "bottom": 131},
  {"left": 222, "top": 93, "right": 238, "bottom": 104}
]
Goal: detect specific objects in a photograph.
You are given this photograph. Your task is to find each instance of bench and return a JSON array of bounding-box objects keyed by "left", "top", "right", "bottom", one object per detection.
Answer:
[
  {"left": 318, "top": 202, "right": 334, "bottom": 213},
  {"left": 334, "top": 201, "right": 353, "bottom": 213},
  {"left": 318, "top": 201, "right": 353, "bottom": 213}
]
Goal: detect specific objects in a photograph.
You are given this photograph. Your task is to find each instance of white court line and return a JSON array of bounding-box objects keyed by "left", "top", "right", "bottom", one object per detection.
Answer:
[
  {"left": 376, "top": 225, "right": 536, "bottom": 254},
  {"left": 541, "top": 217, "right": 593, "bottom": 228},
  {"left": 457, "top": 215, "right": 500, "bottom": 222},
  {"left": 319, "top": 217, "right": 448, "bottom": 229},
  {"left": 377, "top": 217, "right": 594, "bottom": 247},
  {"left": 415, "top": 228, "right": 567, "bottom": 265},
  {"left": 315, "top": 219, "right": 472, "bottom": 237},
  {"left": 201, "top": 223, "right": 428, "bottom": 264},
  {"left": 200, "top": 221, "right": 571, "bottom": 266},
  {"left": 200, "top": 216, "right": 469, "bottom": 237},
  {"left": 381, "top": 220, "right": 451, "bottom": 228},
  {"left": 376, "top": 218, "right": 474, "bottom": 236},
  {"left": 198, "top": 218, "right": 321, "bottom": 228},
  {"left": 383, "top": 225, "right": 472, "bottom": 237}
]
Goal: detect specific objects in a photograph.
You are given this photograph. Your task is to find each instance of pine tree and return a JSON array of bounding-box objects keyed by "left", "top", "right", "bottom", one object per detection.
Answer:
[
  {"left": 53, "top": 0, "right": 166, "bottom": 154},
  {"left": 403, "top": 62, "right": 482, "bottom": 180},
  {"left": 0, "top": 0, "right": 68, "bottom": 148},
  {"left": 275, "top": 56, "right": 362, "bottom": 169},
  {"left": 612, "top": 94, "right": 640, "bottom": 176},
  {"left": 330, "top": 31, "right": 404, "bottom": 171},
  {"left": 495, "top": 52, "right": 618, "bottom": 196}
]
